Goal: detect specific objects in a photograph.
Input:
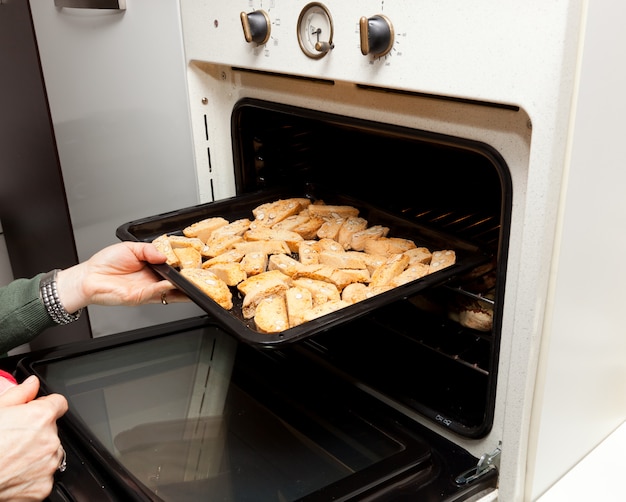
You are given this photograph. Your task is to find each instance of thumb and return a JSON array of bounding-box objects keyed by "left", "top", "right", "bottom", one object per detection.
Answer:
[{"left": 0, "top": 375, "right": 41, "bottom": 405}]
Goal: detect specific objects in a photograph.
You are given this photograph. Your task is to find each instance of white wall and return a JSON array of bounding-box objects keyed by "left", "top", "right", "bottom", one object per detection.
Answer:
[{"left": 528, "top": 0, "right": 626, "bottom": 498}]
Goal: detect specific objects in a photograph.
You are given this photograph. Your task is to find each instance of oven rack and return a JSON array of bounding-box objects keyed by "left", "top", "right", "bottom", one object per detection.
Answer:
[
  {"left": 364, "top": 301, "right": 492, "bottom": 375},
  {"left": 403, "top": 208, "right": 500, "bottom": 249}
]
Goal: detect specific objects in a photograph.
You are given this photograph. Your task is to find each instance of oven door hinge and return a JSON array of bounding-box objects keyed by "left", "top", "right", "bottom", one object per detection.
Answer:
[{"left": 455, "top": 442, "right": 502, "bottom": 485}]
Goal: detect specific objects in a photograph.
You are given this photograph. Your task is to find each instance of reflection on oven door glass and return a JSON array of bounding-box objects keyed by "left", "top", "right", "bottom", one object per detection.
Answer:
[{"left": 37, "top": 327, "right": 403, "bottom": 501}]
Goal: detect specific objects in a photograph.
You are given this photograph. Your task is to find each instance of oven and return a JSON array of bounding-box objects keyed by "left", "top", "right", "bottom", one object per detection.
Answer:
[{"left": 7, "top": 1, "right": 626, "bottom": 501}]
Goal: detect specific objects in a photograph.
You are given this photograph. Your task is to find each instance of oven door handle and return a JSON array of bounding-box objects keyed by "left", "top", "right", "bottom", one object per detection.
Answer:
[{"left": 54, "top": 0, "right": 126, "bottom": 10}]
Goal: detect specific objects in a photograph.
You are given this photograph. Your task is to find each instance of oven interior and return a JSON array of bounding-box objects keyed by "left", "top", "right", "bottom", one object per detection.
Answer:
[{"left": 230, "top": 98, "right": 511, "bottom": 439}]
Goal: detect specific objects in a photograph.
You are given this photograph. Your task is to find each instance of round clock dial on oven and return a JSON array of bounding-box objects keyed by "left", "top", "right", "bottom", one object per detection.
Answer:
[{"left": 297, "top": 2, "right": 334, "bottom": 59}]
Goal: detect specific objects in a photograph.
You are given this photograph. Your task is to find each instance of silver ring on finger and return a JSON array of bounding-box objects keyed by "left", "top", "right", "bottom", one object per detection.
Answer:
[{"left": 57, "top": 445, "right": 67, "bottom": 473}]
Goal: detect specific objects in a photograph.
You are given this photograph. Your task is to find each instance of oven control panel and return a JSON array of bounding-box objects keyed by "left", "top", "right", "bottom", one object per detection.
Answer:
[{"left": 179, "top": 0, "right": 555, "bottom": 105}]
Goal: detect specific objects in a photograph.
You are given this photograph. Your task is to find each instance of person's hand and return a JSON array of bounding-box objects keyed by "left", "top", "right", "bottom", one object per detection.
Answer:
[
  {"left": 0, "top": 376, "right": 68, "bottom": 502},
  {"left": 56, "top": 242, "right": 188, "bottom": 313}
]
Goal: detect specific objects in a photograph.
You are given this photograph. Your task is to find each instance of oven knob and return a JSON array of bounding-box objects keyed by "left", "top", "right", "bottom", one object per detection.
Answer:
[
  {"left": 359, "top": 15, "right": 394, "bottom": 57},
  {"left": 240, "top": 10, "right": 271, "bottom": 45}
]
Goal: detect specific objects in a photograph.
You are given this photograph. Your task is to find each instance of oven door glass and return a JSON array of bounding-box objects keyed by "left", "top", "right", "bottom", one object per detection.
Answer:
[{"left": 23, "top": 320, "right": 445, "bottom": 501}]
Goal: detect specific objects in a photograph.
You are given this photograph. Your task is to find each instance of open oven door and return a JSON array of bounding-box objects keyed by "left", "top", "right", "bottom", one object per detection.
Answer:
[{"left": 14, "top": 317, "right": 497, "bottom": 501}]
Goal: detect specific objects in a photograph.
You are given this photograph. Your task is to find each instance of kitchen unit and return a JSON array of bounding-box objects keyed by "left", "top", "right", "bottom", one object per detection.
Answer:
[{"left": 1, "top": 1, "right": 625, "bottom": 501}]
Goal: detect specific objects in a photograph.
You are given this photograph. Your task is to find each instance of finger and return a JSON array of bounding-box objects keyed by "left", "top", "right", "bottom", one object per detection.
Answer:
[
  {"left": 123, "top": 241, "right": 167, "bottom": 264},
  {"left": 36, "top": 393, "right": 69, "bottom": 419},
  {"left": 0, "top": 375, "right": 40, "bottom": 405}
]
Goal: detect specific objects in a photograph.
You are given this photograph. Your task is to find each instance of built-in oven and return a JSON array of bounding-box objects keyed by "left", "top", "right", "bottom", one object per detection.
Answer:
[
  {"left": 8, "top": 1, "right": 625, "bottom": 501},
  {"left": 17, "top": 94, "right": 508, "bottom": 499}
]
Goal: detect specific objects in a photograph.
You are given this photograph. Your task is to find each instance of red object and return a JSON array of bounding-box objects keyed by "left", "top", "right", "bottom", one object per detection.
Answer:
[{"left": 0, "top": 369, "right": 17, "bottom": 385}]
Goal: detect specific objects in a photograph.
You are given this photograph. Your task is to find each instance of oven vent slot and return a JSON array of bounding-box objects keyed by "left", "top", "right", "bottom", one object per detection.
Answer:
[{"left": 231, "top": 66, "right": 335, "bottom": 86}]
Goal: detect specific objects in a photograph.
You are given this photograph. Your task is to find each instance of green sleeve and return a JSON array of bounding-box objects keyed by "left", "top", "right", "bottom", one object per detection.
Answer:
[{"left": 0, "top": 274, "right": 56, "bottom": 354}]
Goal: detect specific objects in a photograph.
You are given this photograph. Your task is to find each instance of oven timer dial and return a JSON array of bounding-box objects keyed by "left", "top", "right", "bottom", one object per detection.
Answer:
[
  {"left": 297, "top": 3, "right": 334, "bottom": 59},
  {"left": 359, "top": 14, "right": 394, "bottom": 58},
  {"left": 240, "top": 10, "right": 271, "bottom": 45}
]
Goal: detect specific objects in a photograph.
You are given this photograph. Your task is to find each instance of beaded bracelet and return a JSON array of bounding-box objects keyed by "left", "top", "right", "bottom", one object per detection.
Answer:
[{"left": 39, "top": 269, "right": 83, "bottom": 325}]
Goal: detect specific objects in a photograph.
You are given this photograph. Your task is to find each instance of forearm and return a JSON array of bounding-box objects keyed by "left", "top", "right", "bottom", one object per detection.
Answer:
[{"left": 0, "top": 275, "right": 55, "bottom": 354}]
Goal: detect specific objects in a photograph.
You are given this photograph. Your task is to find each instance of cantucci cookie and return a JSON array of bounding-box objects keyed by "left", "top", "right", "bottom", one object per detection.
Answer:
[
  {"left": 237, "top": 270, "right": 293, "bottom": 297},
  {"left": 234, "top": 240, "right": 291, "bottom": 256},
  {"left": 205, "top": 262, "right": 247, "bottom": 286},
  {"left": 349, "top": 225, "right": 389, "bottom": 251},
  {"left": 302, "top": 300, "right": 350, "bottom": 322},
  {"left": 314, "top": 238, "right": 345, "bottom": 253},
  {"left": 252, "top": 198, "right": 309, "bottom": 227},
  {"left": 316, "top": 217, "right": 345, "bottom": 240},
  {"left": 285, "top": 286, "right": 313, "bottom": 327},
  {"left": 183, "top": 217, "right": 229, "bottom": 242},
  {"left": 152, "top": 234, "right": 179, "bottom": 267},
  {"left": 308, "top": 204, "right": 359, "bottom": 219},
  {"left": 212, "top": 218, "right": 251, "bottom": 237},
  {"left": 244, "top": 228, "right": 303, "bottom": 253},
  {"left": 291, "top": 216, "right": 325, "bottom": 240},
  {"left": 341, "top": 282, "right": 369, "bottom": 304},
  {"left": 364, "top": 237, "right": 417, "bottom": 257},
  {"left": 329, "top": 269, "right": 370, "bottom": 290},
  {"left": 429, "top": 250, "right": 456, "bottom": 272},
  {"left": 203, "top": 235, "right": 244, "bottom": 258},
  {"left": 180, "top": 268, "right": 233, "bottom": 309},
  {"left": 390, "top": 263, "right": 430, "bottom": 287},
  {"left": 337, "top": 217, "right": 368, "bottom": 249},
  {"left": 254, "top": 295, "right": 289, "bottom": 333},
  {"left": 202, "top": 249, "right": 245, "bottom": 266},
  {"left": 298, "top": 241, "right": 319, "bottom": 265},
  {"left": 318, "top": 250, "right": 367, "bottom": 269},
  {"left": 292, "top": 278, "right": 341, "bottom": 305},
  {"left": 242, "top": 282, "right": 291, "bottom": 319},
  {"left": 404, "top": 247, "right": 433, "bottom": 265},
  {"left": 173, "top": 247, "right": 202, "bottom": 269},
  {"left": 369, "top": 253, "right": 411, "bottom": 288},
  {"left": 240, "top": 252, "right": 268, "bottom": 276}
]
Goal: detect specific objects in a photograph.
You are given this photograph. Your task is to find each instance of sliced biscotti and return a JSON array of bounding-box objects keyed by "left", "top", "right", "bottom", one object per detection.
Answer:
[
  {"left": 369, "top": 253, "right": 411, "bottom": 288},
  {"left": 173, "top": 246, "right": 202, "bottom": 269},
  {"left": 240, "top": 252, "right": 268, "bottom": 276},
  {"left": 152, "top": 234, "right": 180, "bottom": 267},
  {"left": 349, "top": 225, "right": 389, "bottom": 251},
  {"left": 390, "top": 263, "right": 430, "bottom": 287},
  {"left": 428, "top": 250, "right": 456, "bottom": 273},
  {"left": 183, "top": 217, "right": 229, "bottom": 242},
  {"left": 302, "top": 300, "right": 350, "bottom": 322},
  {"left": 308, "top": 204, "right": 359, "bottom": 219},
  {"left": 202, "top": 249, "right": 245, "bottom": 267},
  {"left": 252, "top": 198, "right": 310, "bottom": 227},
  {"left": 205, "top": 262, "right": 247, "bottom": 286},
  {"left": 318, "top": 250, "right": 367, "bottom": 269},
  {"left": 234, "top": 239, "right": 291, "bottom": 256},
  {"left": 298, "top": 240, "right": 320, "bottom": 265},
  {"left": 254, "top": 295, "right": 290, "bottom": 333},
  {"left": 364, "top": 237, "right": 417, "bottom": 257},
  {"left": 180, "top": 268, "right": 233, "bottom": 309},
  {"left": 268, "top": 253, "right": 304, "bottom": 277},
  {"left": 237, "top": 270, "right": 293, "bottom": 297},
  {"left": 244, "top": 228, "right": 303, "bottom": 253},
  {"left": 316, "top": 217, "right": 345, "bottom": 240},
  {"left": 285, "top": 286, "right": 314, "bottom": 327},
  {"left": 337, "top": 217, "right": 368, "bottom": 249},
  {"left": 292, "top": 278, "right": 341, "bottom": 305},
  {"left": 404, "top": 247, "right": 433, "bottom": 265}
]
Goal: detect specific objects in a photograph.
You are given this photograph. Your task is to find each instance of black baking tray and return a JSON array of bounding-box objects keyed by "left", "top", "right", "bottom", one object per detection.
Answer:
[{"left": 116, "top": 187, "right": 489, "bottom": 347}]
